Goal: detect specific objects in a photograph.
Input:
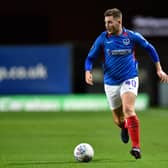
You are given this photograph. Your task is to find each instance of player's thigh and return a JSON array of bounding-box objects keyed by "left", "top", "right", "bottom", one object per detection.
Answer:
[
  {"left": 104, "top": 84, "right": 121, "bottom": 110},
  {"left": 122, "top": 92, "right": 136, "bottom": 108}
]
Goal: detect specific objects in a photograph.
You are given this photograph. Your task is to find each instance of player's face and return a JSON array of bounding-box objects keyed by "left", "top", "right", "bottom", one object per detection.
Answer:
[{"left": 104, "top": 16, "right": 121, "bottom": 35}]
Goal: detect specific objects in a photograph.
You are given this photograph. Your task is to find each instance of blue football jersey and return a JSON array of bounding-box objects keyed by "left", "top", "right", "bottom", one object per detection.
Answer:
[{"left": 85, "top": 28, "right": 159, "bottom": 85}]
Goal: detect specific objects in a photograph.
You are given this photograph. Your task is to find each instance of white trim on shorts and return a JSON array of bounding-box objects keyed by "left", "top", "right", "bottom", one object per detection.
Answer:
[{"left": 104, "top": 77, "right": 139, "bottom": 110}]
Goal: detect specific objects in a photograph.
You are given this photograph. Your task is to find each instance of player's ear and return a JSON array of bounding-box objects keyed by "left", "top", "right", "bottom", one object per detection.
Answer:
[{"left": 118, "top": 19, "right": 121, "bottom": 24}]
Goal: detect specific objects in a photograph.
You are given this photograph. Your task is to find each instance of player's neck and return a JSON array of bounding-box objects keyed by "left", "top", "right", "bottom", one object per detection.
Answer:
[{"left": 116, "top": 27, "right": 123, "bottom": 35}]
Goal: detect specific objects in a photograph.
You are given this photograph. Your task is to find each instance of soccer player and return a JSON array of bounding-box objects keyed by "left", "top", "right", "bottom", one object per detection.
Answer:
[{"left": 85, "top": 8, "right": 168, "bottom": 159}]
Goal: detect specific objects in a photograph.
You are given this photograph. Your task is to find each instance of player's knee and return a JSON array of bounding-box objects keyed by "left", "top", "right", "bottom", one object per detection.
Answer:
[{"left": 123, "top": 105, "right": 135, "bottom": 117}]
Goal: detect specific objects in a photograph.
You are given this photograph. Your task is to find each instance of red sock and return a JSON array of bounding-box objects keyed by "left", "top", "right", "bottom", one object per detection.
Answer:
[{"left": 126, "top": 115, "right": 140, "bottom": 148}]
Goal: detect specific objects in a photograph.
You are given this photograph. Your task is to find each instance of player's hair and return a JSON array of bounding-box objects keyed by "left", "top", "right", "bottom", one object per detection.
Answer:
[{"left": 104, "top": 8, "right": 122, "bottom": 19}]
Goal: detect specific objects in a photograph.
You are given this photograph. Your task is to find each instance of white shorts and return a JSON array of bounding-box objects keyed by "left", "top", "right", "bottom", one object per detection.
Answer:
[{"left": 104, "top": 77, "right": 139, "bottom": 110}]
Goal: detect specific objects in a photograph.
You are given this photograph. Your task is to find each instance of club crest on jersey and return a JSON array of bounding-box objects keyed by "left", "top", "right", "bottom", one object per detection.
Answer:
[{"left": 123, "top": 38, "right": 130, "bottom": 45}]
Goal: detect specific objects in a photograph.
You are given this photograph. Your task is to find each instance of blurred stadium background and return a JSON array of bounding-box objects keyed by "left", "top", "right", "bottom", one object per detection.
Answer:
[
  {"left": 0, "top": 1, "right": 168, "bottom": 168},
  {"left": 0, "top": 0, "right": 167, "bottom": 112}
]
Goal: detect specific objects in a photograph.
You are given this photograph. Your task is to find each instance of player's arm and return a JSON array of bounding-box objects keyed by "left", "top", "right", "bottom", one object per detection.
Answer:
[
  {"left": 85, "top": 35, "right": 103, "bottom": 85},
  {"left": 133, "top": 32, "right": 168, "bottom": 83},
  {"left": 145, "top": 43, "right": 168, "bottom": 83},
  {"left": 155, "top": 62, "right": 168, "bottom": 83}
]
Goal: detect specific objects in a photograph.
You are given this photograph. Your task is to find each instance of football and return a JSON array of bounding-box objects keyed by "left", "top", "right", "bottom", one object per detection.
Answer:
[{"left": 73, "top": 143, "right": 94, "bottom": 162}]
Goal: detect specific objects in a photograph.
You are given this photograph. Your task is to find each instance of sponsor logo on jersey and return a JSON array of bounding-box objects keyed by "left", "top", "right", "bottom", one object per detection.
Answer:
[{"left": 107, "top": 49, "right": 132, "bottom": 55}]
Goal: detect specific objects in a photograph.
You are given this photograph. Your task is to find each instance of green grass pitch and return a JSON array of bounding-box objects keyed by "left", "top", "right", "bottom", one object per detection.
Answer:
[{"left": 0, "top": 108, "right": 168, "bottom": 168}]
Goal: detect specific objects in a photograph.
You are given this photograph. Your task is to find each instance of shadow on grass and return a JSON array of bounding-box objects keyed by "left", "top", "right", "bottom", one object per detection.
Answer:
[
  {"left": 93, "top": 158, "right": 136, "bottom": 163},
  {"left": 7, "top": 158, "right": 136, "bottom": 166}
]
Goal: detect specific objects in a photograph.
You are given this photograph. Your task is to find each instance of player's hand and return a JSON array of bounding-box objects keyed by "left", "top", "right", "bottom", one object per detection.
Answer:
[
  {"left": 85, "top": 71, "right": 94, "bottom": 85},
  {"left": 157, "top": 70, "right": 168, "bottom": 83}
]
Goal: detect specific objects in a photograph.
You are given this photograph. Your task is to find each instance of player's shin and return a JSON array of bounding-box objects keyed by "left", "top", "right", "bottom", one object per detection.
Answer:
[{"left": 127, "top": 115, "right": 140, "bottom": 148}]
